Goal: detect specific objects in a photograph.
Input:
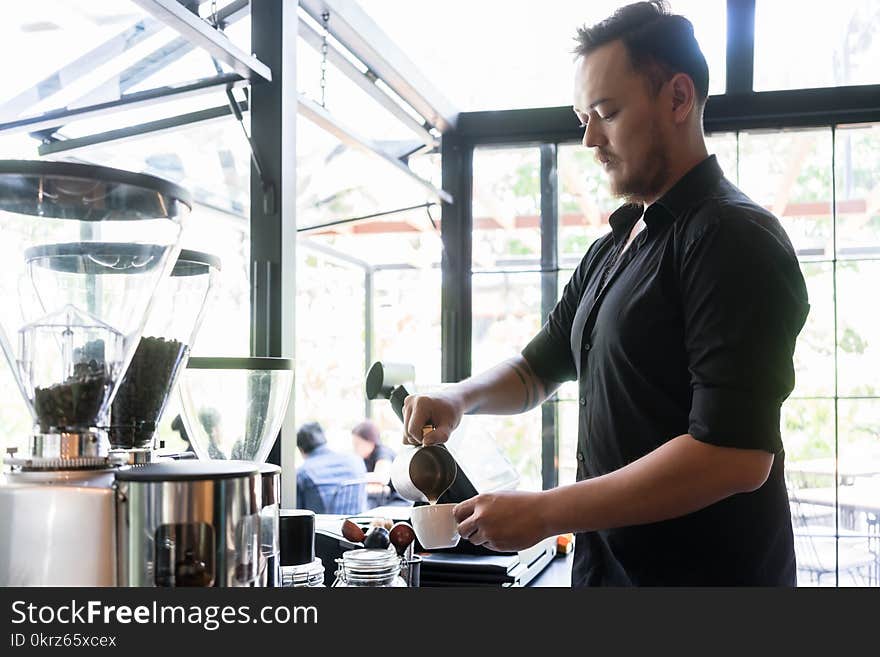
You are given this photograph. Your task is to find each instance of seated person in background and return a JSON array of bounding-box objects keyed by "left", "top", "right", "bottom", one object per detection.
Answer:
[
  {"left": 352, "top": 419, "right": 409, "bottom": 508},
  {"left": 296, "top": 421, "right": 367, "bottom": 515},
  {"left": 169, "top": 414, "right": 194, "bottom": 454}
]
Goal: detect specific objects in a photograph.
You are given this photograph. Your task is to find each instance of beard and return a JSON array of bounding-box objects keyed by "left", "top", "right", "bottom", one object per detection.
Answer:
[{"left": 608, "top": 126, "right": 670, "bottom": 205}]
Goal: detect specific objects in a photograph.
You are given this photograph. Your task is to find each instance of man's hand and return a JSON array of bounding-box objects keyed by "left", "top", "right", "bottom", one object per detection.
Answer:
[
  {"left": 453, "top": 491, "right": 551, "bottom": 552},
  {"left": 402, "top": 391, "right": 464, "bottom": 446}
]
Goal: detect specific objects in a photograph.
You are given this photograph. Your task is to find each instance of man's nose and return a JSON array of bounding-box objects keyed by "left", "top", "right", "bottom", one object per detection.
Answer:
[{"left": 583, "top": 120, "right": 606, "bottom": 148}]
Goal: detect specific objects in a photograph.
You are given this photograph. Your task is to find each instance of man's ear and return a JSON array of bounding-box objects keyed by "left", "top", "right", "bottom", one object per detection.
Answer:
[{"left": 669, "top": 73, "right": 696, "bottom": 124}]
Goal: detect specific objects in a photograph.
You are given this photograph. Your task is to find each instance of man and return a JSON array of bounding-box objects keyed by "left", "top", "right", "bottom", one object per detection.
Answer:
[
  {"left": 403, "top": 1, "right": 809, "bottom": 586},
  {"left": 296, "top": 422, "right": 367, "bottom": 515}
]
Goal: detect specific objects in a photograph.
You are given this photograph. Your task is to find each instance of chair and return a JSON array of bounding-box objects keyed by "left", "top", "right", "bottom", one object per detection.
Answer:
[
  {"left": 787, "top": 473, "right": 877, "bottom": 586},
  {"left": 327, "top": 478, "right": 367, "bottom": 515}
]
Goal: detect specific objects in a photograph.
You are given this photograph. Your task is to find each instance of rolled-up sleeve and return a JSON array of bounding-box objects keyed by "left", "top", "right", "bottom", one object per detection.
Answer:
[{"left": 681, "top": 211, "right": 809, "bottom": 453}]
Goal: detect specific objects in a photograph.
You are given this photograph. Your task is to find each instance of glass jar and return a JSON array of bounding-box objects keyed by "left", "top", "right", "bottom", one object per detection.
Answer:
[
  {"left": 332, "top": 549, "right": 407, "bottom": 588},
  {"left": 280, "top": 558, "right": 325, "bottom": 587}
]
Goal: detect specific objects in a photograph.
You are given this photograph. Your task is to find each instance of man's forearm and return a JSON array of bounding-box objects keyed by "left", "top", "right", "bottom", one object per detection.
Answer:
[
  {"left": 541, "top": 434, "right": 774, "bottom": 536},
  {"left": 451, "top": 356, "right": 558, "bottom": 415}
]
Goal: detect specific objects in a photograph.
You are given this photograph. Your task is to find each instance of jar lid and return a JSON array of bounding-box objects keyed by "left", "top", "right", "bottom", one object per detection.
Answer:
[{"left": 342, "top": 548, "right": 399, "bottom": 573}]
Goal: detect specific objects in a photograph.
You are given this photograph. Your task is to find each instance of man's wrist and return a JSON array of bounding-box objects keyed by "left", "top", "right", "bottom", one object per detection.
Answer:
[
  {"left": 538, "top": 488, "right": 566, "bottom": 538},
  {"left": 452, "top": 384, "right": 479, "bottom": 415}
]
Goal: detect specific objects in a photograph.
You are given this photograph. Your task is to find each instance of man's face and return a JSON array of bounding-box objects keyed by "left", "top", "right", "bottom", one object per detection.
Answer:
[
  {"left": 573, "top": 40, "right": 671, "bottom": 203},
  {"left": 352, "top": 434, "right": 373, "bottom": 459}
]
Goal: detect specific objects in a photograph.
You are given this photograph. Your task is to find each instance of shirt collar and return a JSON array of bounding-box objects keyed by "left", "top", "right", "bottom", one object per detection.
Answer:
[
  {"left": 653, "top": 154, "right": 724, "bottom": 219},
  {"left": 307, "top": 445, "right": 331, "bottom": 458},
  {"left": 607, "top": 155, "right": 724, "bottom": 243},
  {"left": 608, "top": 203, "right": 644, "bottom": 244}
]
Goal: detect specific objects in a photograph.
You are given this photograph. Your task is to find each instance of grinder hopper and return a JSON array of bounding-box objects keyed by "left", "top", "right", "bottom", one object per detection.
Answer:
[{"left": 0, "top": 160, "right": 187, "bottom": 468}]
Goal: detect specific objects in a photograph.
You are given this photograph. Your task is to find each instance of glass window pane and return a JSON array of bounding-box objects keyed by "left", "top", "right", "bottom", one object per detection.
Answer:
[
  {"left": 471, "top": 264, "right": 544, "bottom": 493},
  {"left": 558, "top": 400, "right": 580, "bottom": 487},
  {"left": 838, "top": 399, "right": 880, "bottom": 485},
  {"left": 671, "top": 0, "right": 727, "bottom": 95},
  {"left": 460, "top": 409, "right": 544, "bottom": 492},
  {"left": 837, "top": 261, "right": 880, "bottom": 396},
  {"left": 472, "top": 273, "right": 542, "bottom": 375},
  {"left": 182, "top": 208, "right": 250, "bottom": 357},
  {"left": 358, "top": 0, "right": 725, "bottom": 111},
  {"left": 792, "top": 263, "right": 835, "bottom": 397},
  {"left": 373, "top": 268, "right": 442, "bottom": 388},
  {"left": 835, "top": 537, "right": 878, "bottom": 587},
  {"left": 0, "top": 2, "right": 252, "bottom": 131},
  {"left": 295, "top": 247, "right": 367, "bottom": 445},
  {"left": 219, "top": 3, "right": 251, "bottom": 55},
  {"left": 789, "top": 399, "right": 880, "bottom": 587},
  {"left": 784, "top": 399, "right": 835, "bottom": 468},
  {"left": 558, "top": 144, "right": 615, "bottom": 265},
  {"left": 793, "top": 534, "right": 837, "bottom": 587},
  {"left": 0, "top": 364, "right": 32, "bottom": 460},
  {"left": 472, "top": 147, "right": 541, "bottom": 272},
  {"left": 297, "top": 117, "right": 437, "bottom": 230},
  {"left": 299, "top": 150, "right": 441, "bottom": 274},
  {"left": 755, "top": 0, "right": 880, "bottom": 91},
  {"left": 296, "top": 30, "right": 430, "bottom": 146},
  {"left": 792, "top": 532, "right": 877, "bottom": 587},
  {"left": 0, "top": 1, "right": 157, "bottom": 121},
  {"left": 835, "top": 123, "right": 880, "bottom": 259},
  {"left": 738, "top": 129, "right": 833, "bottom": 260},
  {"left": 552, "top": 269, "right": 580, "bottom": 403},
  {"left": 65, "top": 103, "right": 250, "bottom": 215},
  {"left": 705, "top": 131, "right": 738, "bottom": 186},
  {"left": 784, "top": 398, "right": 837, "bottom": 586},
  {"left": 124, "top": 46, "right": 230, "bottom": 95}
]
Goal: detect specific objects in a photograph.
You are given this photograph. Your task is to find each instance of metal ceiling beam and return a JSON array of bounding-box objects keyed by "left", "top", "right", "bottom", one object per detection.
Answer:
[
  {"left": 37, "top": 101, "right": 248, "bottom": 156},
  {"left": 297, "top": 17, "right": 437, "bottom": 149},
  {"left": 70, "top": 0, "right": 250, "bottom": 110},
  {"left": 0, "top": 73, "right": 247, "bottom": 136},
  {"left": 131, "top": 0, "right": 271, "bottom": 82},
  {"left": 299, "top": 0, "right": 458, "bottom": 133},
  {"left": 297, "top": 95, "right": 452, "bottom": 204}
]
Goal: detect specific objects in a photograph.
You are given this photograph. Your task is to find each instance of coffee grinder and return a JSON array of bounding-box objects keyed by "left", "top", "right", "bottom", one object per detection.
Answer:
[
  {"left": 0, "top": 160, "right": 187, "bottom": 586},
  {"left": 108, "top": 249, "right": 221, "bottom": 462}
]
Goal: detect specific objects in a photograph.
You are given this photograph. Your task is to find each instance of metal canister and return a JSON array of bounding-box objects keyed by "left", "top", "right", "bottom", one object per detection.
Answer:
[
  {"left": 258, "top": 462, "right": 282, "bottom": 587},
  {"left": 278, "top": 509, "right": 326, "bottom": 587},
  {"left": 115, "top": 460, "right": 260, "bottom": 587}
]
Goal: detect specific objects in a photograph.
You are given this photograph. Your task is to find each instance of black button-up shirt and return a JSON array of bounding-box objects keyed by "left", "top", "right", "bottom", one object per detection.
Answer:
[{"left": 523, "top": 155, "right": 809, "bottom": 586}]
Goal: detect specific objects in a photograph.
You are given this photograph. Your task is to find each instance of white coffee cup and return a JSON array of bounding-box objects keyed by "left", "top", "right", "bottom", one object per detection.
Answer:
[{"left": 410, "top": 503, "right": 460, "bottom": 550}]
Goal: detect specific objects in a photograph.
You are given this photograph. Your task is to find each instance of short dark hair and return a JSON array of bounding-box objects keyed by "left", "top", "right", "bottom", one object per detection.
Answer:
[
  {"left": 574, "top": 1, "right": 709, "bottom": 102},
  {"left": 296, "top": 421, "right": 327, "bottom": 454},
  {"left": 352, "top": 419, "right": 381, "bottom": 445}
]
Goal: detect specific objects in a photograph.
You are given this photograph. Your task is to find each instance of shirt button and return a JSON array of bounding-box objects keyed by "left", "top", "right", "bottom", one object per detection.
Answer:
[
  {"left": 576, "top": 452, "right": 584, "bottom": 462},
  {"left": 579, "top": 396, "right": 586, "bottom": 406},
  {"left": 583, "top": 343, "right": 591, "bottom": 353}
]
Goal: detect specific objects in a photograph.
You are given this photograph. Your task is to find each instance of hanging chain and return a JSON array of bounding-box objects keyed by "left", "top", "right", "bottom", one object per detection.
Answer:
[
  {"left": 210, "top": 0, "right": 219, "bottom": 29},
  {"left": 320, "top": 11, "right": 330, "bottom": 107}
]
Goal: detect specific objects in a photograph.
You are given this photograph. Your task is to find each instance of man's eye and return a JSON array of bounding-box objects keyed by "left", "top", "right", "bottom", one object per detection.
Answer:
[{"left": 602, "top": 112, "right": 618, "bottom": 122}]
